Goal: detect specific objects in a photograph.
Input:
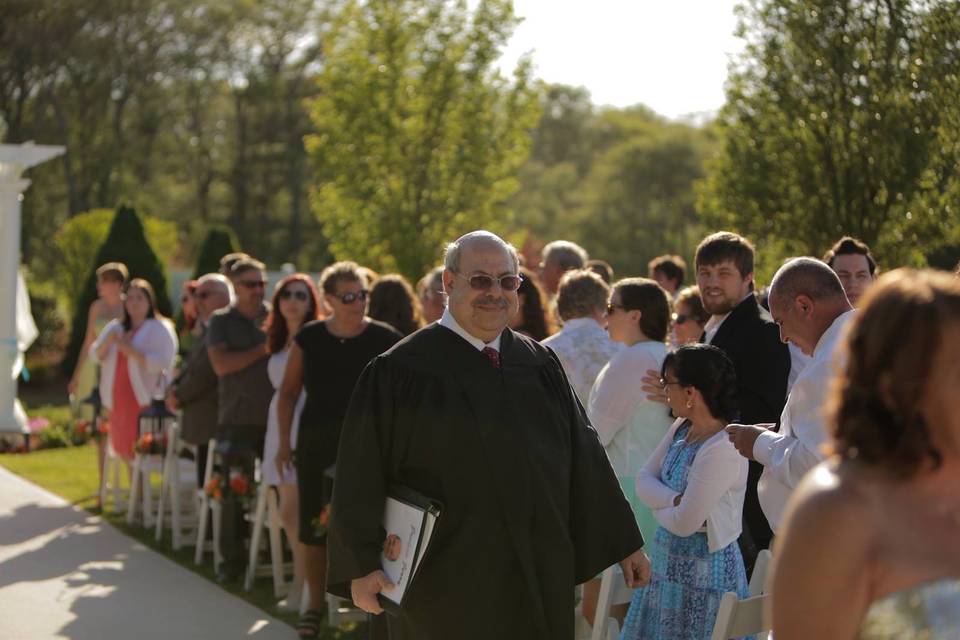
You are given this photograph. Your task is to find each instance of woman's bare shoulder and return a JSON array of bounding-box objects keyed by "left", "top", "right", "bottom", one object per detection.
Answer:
[{"left": 782, "top": 459, "right": 881, "bottom": 545}]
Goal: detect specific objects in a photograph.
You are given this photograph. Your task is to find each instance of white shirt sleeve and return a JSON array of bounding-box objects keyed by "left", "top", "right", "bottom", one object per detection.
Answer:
[
  {"left": 753, "top": 363, "right": 829, "bottom": 489},
  {"left": 634, "top": 419, "right": 683, "bottom": 509},
  {"left": 652, "top": 437, "right": 746, "bottom": 537},
  {"left": 588, "top": 347, "right": 657, "bottom": 447},
  {"left": 141, "top": 320, "right": 179, "bottom": 375}
]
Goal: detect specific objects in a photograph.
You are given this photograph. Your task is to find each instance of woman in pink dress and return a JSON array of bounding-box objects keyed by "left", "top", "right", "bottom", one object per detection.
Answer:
[{"left": 92, "top": 279, "right": 177, "bottom": 462}]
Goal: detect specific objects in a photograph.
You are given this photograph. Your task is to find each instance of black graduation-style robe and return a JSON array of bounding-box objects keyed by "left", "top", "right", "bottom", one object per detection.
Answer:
[{"left": 326, "top": 323, "right": 643, "bottom": 640}]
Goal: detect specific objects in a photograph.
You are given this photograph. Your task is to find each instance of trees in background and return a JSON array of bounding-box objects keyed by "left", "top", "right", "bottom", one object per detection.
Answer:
[
  {"left": 306, "top": 0, "right": 540, "bottom": 279},
  {"left": 698, "top": 0, "right": 960, "bottom": 276}
]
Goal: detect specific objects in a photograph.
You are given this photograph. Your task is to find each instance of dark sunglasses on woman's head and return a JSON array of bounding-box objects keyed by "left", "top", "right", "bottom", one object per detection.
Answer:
[
  {"left": 671, "top": 312, "right": 691, "bottom": 325},
  {"left": 280, "top": 290, "right": 309, "bottom": 302},
  {"left": 333, "top": 290, "right": 368, "bottom": 304},
  {"left": 238, "top": 279, "right": 266, "bottom": 289},
  {"left": 454, "top": 271, "right": 523, "bottom": 292}
]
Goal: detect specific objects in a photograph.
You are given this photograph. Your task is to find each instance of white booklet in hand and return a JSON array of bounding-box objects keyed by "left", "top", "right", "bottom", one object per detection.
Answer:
[{"left": 379, "top": 486, "right": 441, "bottom": 608}]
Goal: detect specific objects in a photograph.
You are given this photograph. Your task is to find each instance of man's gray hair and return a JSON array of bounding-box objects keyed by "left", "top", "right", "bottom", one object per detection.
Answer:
[
  {"left": 197, "top": 272, "right": 235, "bottom": 306},
  {"left": 542, "top": 240, "right": 588, "bottom": 270},
  {"left": 769, "top": 257, "right": 847, "bottom": 308},
  {"left": 443, "top": 230, "right": 520, "bottom": 273}
]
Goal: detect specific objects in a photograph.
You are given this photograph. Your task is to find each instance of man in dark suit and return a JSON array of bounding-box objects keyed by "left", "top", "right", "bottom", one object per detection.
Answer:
[
  {"left": 644, "top": 232, "right": 790, "bottom": 572},
  {"left": 328, "top": 231, "right": 649, "bottom": 640},
  {"left": 166, "top": 273, "right": 232, "bottom": 487}
]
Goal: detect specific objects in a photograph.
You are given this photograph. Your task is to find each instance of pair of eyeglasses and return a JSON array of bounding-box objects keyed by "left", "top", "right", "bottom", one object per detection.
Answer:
[
  {"left": 671, "top": 312, "right": 691, "bottom": 325},
  {"left": 280, "top": 290, "right": 309, "bottom": 302},
  {"left": 238, "top": 280, "right": 266, "bottom": 289},
  {"left": 333, "top": 290, "right": 368, "bottom": 304},
  {"left": 454, "top": 272, "right": 523, "bottom": 292},
  {"left": 659, "top": 378, "right": 682, "bottom": 387},
  {"left": 606, "top": 303, "right": 624, "bottom": 314}
]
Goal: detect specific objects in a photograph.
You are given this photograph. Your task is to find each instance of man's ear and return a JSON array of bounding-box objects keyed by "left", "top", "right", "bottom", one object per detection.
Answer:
[
  {"left": 442, "top": 268, "right": 455, "bottom": 295},
  {"left": 796, "top": 294, "right": 815, "bottom": 317}
]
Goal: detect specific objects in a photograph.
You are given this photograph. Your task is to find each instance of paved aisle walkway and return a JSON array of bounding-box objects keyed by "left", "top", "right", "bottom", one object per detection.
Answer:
[{"left": 0, "top": 465, "right": 294, "bottom": 639}]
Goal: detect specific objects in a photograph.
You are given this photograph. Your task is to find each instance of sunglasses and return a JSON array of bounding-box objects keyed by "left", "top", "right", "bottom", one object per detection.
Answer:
[
  {"left": 672, "top": 312, "right": 691, "bottom": 325},
  {"left": 606, "top": 303, "right": 625, "bottom": 314},
  {"left": 659, "top": 378, "right": 682, "bottom": 387},
  {"left": 332, "top": 290, "right": 368, "bottom": 304},
  {"left": 280, "top": 289, "right": 309, "bottom": 302},
  {"left": 238, "top": 279, "right": 266, "bottom": 289},
  {"left": 454, "top": 272, "right": 523, "bottom": 292}
]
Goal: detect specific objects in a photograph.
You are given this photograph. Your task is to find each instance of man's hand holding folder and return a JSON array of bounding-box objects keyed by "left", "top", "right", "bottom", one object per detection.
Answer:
[{"left": 352, "top": 570, "right": 395, "bottom": 615}]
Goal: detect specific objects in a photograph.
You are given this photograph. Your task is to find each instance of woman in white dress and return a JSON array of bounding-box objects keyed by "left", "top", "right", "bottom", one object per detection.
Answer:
[
  {"left": 582, "top": 277, "right": 675, "bottom": 626},
  {"left": 262, "top": 274, "right": 321, "bottom": 611}
]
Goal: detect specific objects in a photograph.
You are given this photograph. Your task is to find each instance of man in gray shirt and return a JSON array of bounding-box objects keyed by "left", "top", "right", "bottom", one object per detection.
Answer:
[{"left": 206, "top": 257, "right": 272, "bottom": 582}]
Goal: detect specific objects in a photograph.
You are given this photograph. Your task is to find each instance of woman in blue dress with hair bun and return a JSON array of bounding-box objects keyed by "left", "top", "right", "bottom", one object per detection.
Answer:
[{"left": 621, "top": 344, "right": 750, "bottom": 640}]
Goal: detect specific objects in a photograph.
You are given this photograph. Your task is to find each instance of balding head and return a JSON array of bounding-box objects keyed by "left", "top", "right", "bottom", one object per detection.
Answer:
[
  {"left": 443, "top": 230, "right": 520, "bottom": 274},
  {"left": 769, "top": 258, "right": 847, "bottom": 309},
  {"left": 196, "top": 272, "right": 234, "bottom": 321},
  {"left": 768, "top": 257, "right": 852, "bottom": 355}
]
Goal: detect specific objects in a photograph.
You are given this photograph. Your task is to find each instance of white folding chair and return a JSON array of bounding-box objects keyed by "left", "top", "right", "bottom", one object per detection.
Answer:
[
  {"left": 154, "top": 422, "right": 199, "bottom": 549},
  {"left": 127, "top": 446, "right": 164, "bottom": 527},
  {"left": 710, "top": 591, "right": 771, "bottom": 640},
  {"left": 194, "top": 439, "right": 223, "bottom": 568},
  {"left": 99, "top": 440, "right": 126, "bottom": 513},
  {"left": 588, "top": 564, "right": 636, "bottom": 640},
  {"left": 243, "top": 477, "right": 287, "bottom": 596},
  {"left": 749, "top": 549, "right": 772, "bottom": 597}
]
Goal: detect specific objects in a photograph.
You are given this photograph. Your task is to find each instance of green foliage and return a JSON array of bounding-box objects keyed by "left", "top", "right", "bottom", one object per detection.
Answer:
[
  {"left": 511, "top": 88, "right": 717, "bottom": 278},
  {"left": 62, "top": 206, "right": 176, "bottom": 376},
  {"left": 306, "top": 0, "right": 541, "bottom": 280},
  {"left": 43, "top": 209, "right": 178, "bottom": 311},
  {"left": 697, "top": 0, "right": 960, "bottom": 274},
  {"left": 192, "top": 226, "right": 240, "bottom": 278}
]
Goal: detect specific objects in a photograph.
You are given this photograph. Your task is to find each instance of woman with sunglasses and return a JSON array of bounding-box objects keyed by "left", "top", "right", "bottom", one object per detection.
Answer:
[
  {"left": 261, "top": 274, "right": 321, "bottom": 612},
  {"left": 274, "top": 261, "right": 402, "bottom": 638},
  {"left": 671, "top": 286, "right": 711, "bottom": 346},
  {"left": 582, "top": 277, "right": 675, "bottom": 625},
  {"left": 621, "top": 344, "right": 748, "bottom": 640}
]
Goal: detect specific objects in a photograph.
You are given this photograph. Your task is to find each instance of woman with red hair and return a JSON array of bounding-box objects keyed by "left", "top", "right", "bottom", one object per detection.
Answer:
[{"left": 261, "top": 273, "right": 321, "bottom": 611}]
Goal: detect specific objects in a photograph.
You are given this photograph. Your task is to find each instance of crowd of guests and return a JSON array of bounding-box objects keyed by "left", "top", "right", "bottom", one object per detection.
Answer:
[{"left": 69, "top": 229, "right": 960, "bottom": 640}]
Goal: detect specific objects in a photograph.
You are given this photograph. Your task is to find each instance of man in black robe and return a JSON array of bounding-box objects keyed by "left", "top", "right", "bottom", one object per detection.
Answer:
[{"left": 327, "top": 231, "right": 648, "bottom": 640}]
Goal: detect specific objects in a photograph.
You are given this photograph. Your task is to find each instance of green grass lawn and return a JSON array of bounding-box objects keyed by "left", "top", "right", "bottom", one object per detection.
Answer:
[{"left": 2, "top": 442, "right": 366, "bottom": 639}]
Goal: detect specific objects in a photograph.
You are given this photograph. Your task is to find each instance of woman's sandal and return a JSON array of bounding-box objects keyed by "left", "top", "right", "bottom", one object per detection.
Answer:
[{"left": 296, "top": 609, "right": 322, "bottom": 639}]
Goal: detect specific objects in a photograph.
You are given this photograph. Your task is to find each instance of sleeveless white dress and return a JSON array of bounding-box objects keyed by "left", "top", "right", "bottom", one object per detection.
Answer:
[{"left": 261, "top": 349, "right": 305, "bottom": 486}]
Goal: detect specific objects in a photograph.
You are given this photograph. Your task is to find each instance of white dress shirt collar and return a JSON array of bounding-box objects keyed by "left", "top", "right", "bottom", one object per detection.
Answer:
[
  {"left": 704, "top": 292, "right": 755, "bottom": 344},
  {"left": 438, "top": 308, "right": 503, "bottom": 352}
]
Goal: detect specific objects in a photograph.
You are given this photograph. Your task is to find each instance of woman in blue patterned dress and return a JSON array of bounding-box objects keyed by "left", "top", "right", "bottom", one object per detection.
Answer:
[{"left": 621, "top": 344, "right": 750, "bottom": 640}]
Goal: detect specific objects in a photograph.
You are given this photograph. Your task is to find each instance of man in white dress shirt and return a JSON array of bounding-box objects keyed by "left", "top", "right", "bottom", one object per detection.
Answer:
[{"left": 726, "top": 257, "right": 855, "bottom": 532}]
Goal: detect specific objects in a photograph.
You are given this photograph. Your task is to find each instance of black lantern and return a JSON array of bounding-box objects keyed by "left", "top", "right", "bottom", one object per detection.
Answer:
[
  {"left": 81, "top": 385, "right": 103, "bottom": 439},
  {"left": 138, "top": 398, "right": 175, "bottom": 437}
]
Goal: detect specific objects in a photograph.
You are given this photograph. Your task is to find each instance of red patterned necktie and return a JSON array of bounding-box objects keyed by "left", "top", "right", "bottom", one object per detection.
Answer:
[{"left": 481, "top": 346, "right": 501, "bottom": 369}]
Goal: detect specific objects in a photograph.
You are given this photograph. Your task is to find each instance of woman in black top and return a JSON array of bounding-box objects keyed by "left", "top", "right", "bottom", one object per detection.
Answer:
[{"left": 275, "top": 261, "right": 402, "bottom": 637}]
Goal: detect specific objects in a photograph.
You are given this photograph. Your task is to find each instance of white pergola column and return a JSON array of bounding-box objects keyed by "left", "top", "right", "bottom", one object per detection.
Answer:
[{"left": 0, "top": 143, "right": 64, "bottom": 434}]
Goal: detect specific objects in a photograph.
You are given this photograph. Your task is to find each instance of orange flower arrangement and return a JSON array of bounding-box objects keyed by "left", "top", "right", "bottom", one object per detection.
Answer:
[
  {"left": 134, "top": 431, "right": 168, "bottom": 456},
  {"left": 204, "top": 473, "right": 224, "bottom": 500}
]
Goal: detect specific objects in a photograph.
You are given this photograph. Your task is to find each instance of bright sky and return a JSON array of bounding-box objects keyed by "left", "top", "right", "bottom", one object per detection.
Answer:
[{"left": 496, "top": 0, "right": 747, "bottom": 120}]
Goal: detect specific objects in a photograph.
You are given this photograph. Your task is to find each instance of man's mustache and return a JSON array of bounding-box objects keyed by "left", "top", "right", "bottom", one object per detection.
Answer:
[{"left": 473, "top": 296, "right": 508, "bottom": 308}]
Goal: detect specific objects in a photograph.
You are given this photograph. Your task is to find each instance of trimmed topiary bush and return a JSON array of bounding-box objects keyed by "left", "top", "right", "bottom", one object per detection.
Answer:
[
  {"left": 62, "top": 205, "right": 175, "bottom": 376},
  {"left": 192, "top": 225, "right": 240, "bottom": 278}
]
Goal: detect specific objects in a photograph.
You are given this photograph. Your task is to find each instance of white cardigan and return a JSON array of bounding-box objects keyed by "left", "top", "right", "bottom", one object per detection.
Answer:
[
  {"left": 91, "top": 318, "right": 178, "bottom": 410},
  {"left": 634, "top": 418, "right": 747, "bottom": 552}
]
